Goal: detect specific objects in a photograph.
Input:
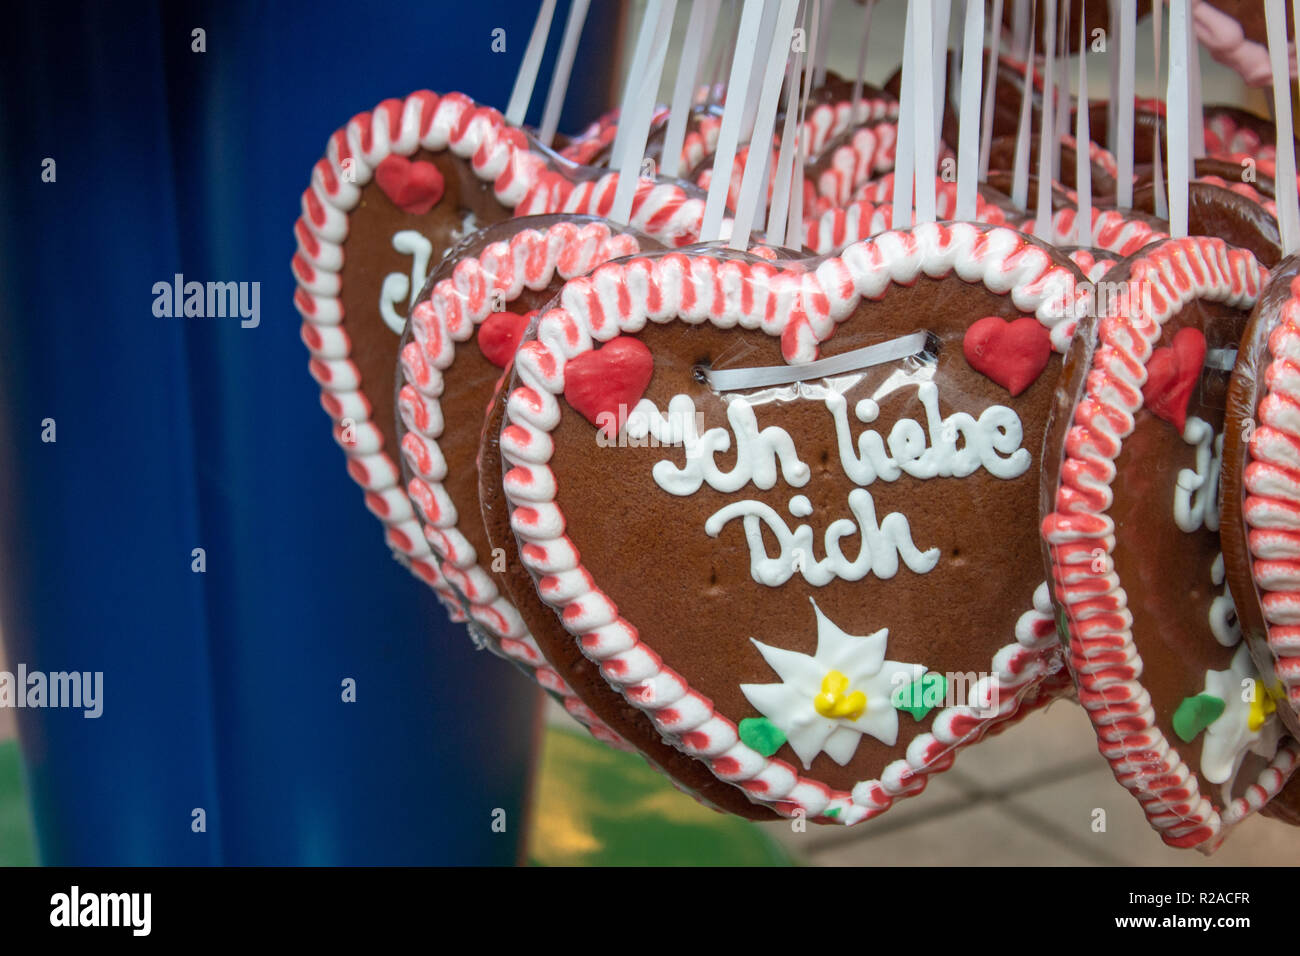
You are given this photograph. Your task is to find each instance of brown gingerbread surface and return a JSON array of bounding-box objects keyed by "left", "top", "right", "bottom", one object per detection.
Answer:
[
  {"left": 985, "top": 135, "right": 1116, "bottom": 197},
  {"left": 1108, "top": 300, "right": 1250, "bottom": 805},
  {"left": 512, "top": 243, "right": 1080, "bottom": 799},
  {"left": 1131, "top": 180, "right": 1281, "bottom": 267},
  {"left": 341, "top": 149, "right": 515, "bottom": 468}
]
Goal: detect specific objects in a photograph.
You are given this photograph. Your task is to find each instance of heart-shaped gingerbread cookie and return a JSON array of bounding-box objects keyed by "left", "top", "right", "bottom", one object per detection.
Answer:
[
  {"left": 396, "top": 214, "right": 662, "bottom": 747},
  {"left": 292, "top": 91, "right": 544, "bottom": 608},
  {"left": 497, "top": 222, "right": 1085, "bottom": 824},
  {"left": 1042, "top": 236, "right": 1298, "bottom": 851}
]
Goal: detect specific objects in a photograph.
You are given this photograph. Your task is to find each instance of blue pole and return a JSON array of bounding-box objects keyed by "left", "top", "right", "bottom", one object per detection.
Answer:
[{"left": 0, "top": 0, "right": 615, "bottom": 865}]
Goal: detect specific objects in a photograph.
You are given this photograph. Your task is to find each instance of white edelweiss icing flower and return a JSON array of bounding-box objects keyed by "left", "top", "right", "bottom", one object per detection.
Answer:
[
  {"left": 1200, "top": 644, "right": 1283, "bottom": 788},
  {"left": 740, "top": 599, "right": 926, "bottom": 769}
]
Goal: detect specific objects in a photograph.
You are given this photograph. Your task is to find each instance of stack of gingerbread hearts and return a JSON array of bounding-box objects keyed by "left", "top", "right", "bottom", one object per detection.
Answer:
[{"left": 290, "top": 0, "right": 1300, "bottom": 848}]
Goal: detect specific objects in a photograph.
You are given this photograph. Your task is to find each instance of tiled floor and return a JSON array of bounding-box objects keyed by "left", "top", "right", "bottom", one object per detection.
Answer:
[{"left": 757, "top": 701, "right": 1300, "bottom": 866}]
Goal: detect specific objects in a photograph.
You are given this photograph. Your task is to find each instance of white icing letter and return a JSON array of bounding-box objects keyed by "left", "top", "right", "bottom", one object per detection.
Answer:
[
  {"left": 634, "top": 395, "right": 810, "bottom": 496},
  {"left": 378, "top": 230, "right": 434, "bottom": 335},
  {"left": 705, "top": 488, "right": 939, "bottom": 587},
  {"left": 1175, "top": 417, "right": 1222, "bottom": 534},
  {"left": 976, "top": 405, "right": 1032, "bottom": 479}
]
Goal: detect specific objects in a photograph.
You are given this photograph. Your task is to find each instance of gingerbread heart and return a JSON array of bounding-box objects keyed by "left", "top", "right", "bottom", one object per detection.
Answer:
[
  {"left": 292, "top": 91, "right": 544, "bottom": 607},
  {"left": 396, "top": 214, "right": 662, "bottom": 750},
  {"left": 1143, "top": 326, "right": 1208, "bottom": 432},
  {"left": 562, "top": 337, "right": 654, "bottom": 434},
  {"left": 963, "top": 316, "right": 1053, "bottom": 397},
  {"left": 374, "top": 154, "right": 446, "bottom": 215},
  {"left": 1042, "top": 236, "right": 1296, "bottom": 852},
  {"left": 477, "top": 310, "right": 534, "bottom": 369},
  {"left": 497, "top": 223, "right": 1084, "bottom": 825},
  {"left": 1221, "top": 256, "right": 1300, "bottom": 738}
]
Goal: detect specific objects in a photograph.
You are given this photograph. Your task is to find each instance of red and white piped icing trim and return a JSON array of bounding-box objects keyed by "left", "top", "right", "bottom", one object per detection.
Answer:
[
  {"left": 1066, "top": 249, "right": 1117, "bottom": 284},
  {"left": 1241, "top": 270, "right": 1300, "bottom": 717},
  {"left": 515, "top": 171, "right": 706, "bottom": 248},
  {"left": 1205, "top": 123, "right": 1279, "bottom": 165},
  {"left": 400, "top": 218, "right": 646, "bottom": 749},
  {"left": 560, "top": 106, "right": 722, "bottom": 174},
  {"left": 1019, "top": 207, "right": 1170, "bottom": 260},
  {"left": 500, "top": 222, "right": 1083, "bottom": 824},
  {"left": 677, "top": 112, "right": 723, "bottom": 173},
  {"left": 695, "top": 124, "right": 901, "bottom": 226},
  {"left": 1042, "top": 236, "right": 1298, "bottom": 850},
  {"left": 292, "top": 90, "right": 546, "bottom": 611},
  {"left": 803, "top": 187, "right": 1008, "bottom": 255},
  {"left": 557, "top": 88, "right": 897, "bottom": 172},
  {"left": 560, "top": 108, "right": 621, "bottom": 165},
  {"left": 694, "top": 144, "right": 816, "bottom": 220},
  {"left": 806, "top": 123, "right": 901, "bottom": 212},
  {"left": 802, "top": 94, "right": 901, "bottom": 157}
]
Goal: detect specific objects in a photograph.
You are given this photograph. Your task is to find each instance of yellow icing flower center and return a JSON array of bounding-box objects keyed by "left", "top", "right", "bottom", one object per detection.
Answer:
[
  {"left": 814, "top": 670, "right": 866, "bottom": 721},
  {"left": 1249, "top": 680, "right": 1277, "bottom": 732}
]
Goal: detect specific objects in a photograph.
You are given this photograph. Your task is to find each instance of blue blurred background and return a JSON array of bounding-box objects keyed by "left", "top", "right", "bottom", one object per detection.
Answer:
[{"left": 0, "top": 0, "right": 620, "bottom": 865}]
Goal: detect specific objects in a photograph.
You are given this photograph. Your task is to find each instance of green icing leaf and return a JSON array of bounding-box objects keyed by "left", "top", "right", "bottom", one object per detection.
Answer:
[
  {"left": 892, "top": 672, "right": 947, "bottom": 721},
  {"left": 824, "top": 807, "right": 841, "bottom": 819},
  {"left": 1172, "top": 694, "right": 1226, "bottom": 743},
  {"left": 739, "top": 717, "right": 786, "bottom": 757}
]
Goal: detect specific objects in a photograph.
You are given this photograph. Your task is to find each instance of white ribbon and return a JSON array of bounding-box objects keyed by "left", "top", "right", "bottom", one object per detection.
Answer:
[
  {"left": 1075, "top": 13, "right": 1093, "bottom": 247},
  {"left": 505, "top": 0, "right": 558, "bottom": 127},
  {"left": 1116, "top": 0, "right": 1136, "bottom": 210},
  {"left": 1168, "top": 0, "right": 1190, "bottom": 239},
  {"left": 704, "top": 331, "right": 930, "bottom": 391},
  {"left": 955, "top": 0, "right": 985, "bottom": 221},
  {"left": 537, "top": 0, "right": 591, "bottom": 147},
  {"left": 1267, "top": 0, "right": 1300, "bottom": 255}
]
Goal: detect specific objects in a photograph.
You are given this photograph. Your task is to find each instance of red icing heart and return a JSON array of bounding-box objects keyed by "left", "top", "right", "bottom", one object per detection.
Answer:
[
  {"left": 962, "top": 316, "right": 1052, "bottom": 396},
  {"left": 563, "top": 336, "right": 655, "bottom": 435},
  {"left": 478, "top": 310, "right": 534, "bottom": 368},
  {"left": 1142, "top": 326, "right": 1207, "bottom": 432},
  {"left": 374, "top": 155, "right": 445, "bottom": 215}
]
